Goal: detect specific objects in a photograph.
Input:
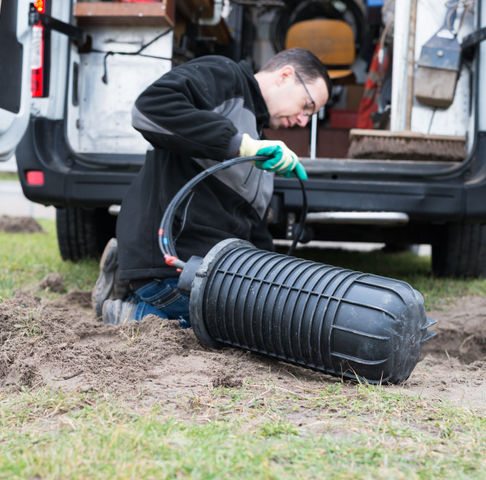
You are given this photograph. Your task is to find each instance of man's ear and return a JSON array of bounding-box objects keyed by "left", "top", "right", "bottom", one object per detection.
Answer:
[{"left": 275, "top": 65, "right": 295, "bottom": 86}]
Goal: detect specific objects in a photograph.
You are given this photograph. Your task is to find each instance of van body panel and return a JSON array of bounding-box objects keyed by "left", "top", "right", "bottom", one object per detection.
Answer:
[
  {"left": 479, "top": 0, "right": 486, "bottom": 131},
  {"left": 16, "top": 117, "right": 142, "bottom": 206},
  {"left": 0, "top": 1, "right": 32, "bottom": 160},
  {"left": 65, "top": 25, "right": 172, "bottom": 155}
]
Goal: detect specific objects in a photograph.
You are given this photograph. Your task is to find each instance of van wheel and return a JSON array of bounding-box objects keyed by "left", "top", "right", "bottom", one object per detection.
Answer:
[
  {"left": 56, "top": 207, "right": 116, "bottom": 261},
  {"left": 432, "top": 223, "right": 486, "bottom": 278}
]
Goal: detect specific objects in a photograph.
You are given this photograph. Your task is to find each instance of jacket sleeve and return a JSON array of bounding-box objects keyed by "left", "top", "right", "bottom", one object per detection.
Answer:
[{"left": 132, "top": 58, "right": 243, "bottom": 161}]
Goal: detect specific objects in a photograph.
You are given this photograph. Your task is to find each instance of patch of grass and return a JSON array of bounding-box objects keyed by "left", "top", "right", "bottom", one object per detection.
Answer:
[
  {"left": 18, "top": 310, "right": 44, "bottom": 337},
  {"left": 0, "top": 171, "right": 19, "bottom": 182},
  {"left": 0, "top": 219, "right": 98, "bottom": 299},
  {"left": 0, "top": 386, "right": 485, "bottom": 479}
]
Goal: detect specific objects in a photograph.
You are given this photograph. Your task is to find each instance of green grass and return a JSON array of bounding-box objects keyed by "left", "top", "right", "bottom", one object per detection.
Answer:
[
  {"left": 0, "top": 386, "right": 485, "bottom": 479},
  {"left": 0, "top": 219, "right": 98, "bottom": 299},
  {"left": 0, "top": 171, "right": 19, "bottom": 181}
]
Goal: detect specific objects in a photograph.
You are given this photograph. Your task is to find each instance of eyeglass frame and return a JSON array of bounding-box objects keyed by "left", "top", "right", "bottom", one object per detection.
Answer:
[{"left": 294, "top": 70, "right": 316, "bottom": 117}]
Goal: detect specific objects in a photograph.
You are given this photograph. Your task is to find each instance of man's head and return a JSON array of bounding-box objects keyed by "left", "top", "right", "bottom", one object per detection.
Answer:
[{"left": 255, "top": 48, "right": 332, "bottom": 130}]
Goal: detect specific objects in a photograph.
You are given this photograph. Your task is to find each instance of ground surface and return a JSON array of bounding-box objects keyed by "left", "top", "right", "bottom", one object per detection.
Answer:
[{"left": 1, "top": 217, "right": 485, "bottom": 416}]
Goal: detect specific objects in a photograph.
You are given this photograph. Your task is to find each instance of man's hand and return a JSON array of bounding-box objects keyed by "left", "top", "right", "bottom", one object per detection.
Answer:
[{"left": 239, "top": 133, "right": 307, "bottom": 181}]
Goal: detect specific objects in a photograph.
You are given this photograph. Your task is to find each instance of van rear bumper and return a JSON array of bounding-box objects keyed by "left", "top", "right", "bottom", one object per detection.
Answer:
[{"left": 16, "top": 117, "right": 143, "bottom": 207}]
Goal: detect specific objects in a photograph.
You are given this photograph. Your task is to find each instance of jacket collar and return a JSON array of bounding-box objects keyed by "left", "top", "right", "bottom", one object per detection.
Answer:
[{"left": 239, "top": 60, "right": 270, "bottom": 129}]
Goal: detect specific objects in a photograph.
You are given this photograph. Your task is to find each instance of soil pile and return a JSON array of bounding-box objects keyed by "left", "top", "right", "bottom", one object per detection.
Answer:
[
  {"left": 0, "top": 215, "right": 44, "bottom": 233},
  {"left": 0, "top": 290, "right": 324, "bottom": 406},
  {"left": 1, "top": 287, "right": 485, "bottom": 411}
]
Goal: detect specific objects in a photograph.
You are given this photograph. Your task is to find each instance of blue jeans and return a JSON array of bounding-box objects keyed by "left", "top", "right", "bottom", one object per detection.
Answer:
[{"left": 130, "top": 278, "right": 191, "bottom": 328}]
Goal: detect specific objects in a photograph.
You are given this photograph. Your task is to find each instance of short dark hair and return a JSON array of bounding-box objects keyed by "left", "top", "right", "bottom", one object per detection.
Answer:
[{"left": 259, "top": 47, "right": 333, "bottom": 100}]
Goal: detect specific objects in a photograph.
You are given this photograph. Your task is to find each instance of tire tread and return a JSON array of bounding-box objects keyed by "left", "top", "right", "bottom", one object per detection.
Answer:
[{"left": 432, "top": 222, "right": 486, "bottom": 278}]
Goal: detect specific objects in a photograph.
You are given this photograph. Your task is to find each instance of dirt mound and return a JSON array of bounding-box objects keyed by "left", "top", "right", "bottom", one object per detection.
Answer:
[
  {"left": 1, "top": 290, "right": 485, "bottom": 411},
  {"left": 422, "top": 296, "right": 486, "bottom": 364},
  {"left": 0, "top": 215, "right": 44, "bottom": 233},
  {"left": 39, "top": 273, "right": 66, "bottom": 293},
  {"left": 0, "top": 291, "right": 323, "bottom": 403}
]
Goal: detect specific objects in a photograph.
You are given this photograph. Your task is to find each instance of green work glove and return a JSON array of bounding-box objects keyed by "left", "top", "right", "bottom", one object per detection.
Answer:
[{"left": 239, "top": 133, "right": 308, "bottom": 181}]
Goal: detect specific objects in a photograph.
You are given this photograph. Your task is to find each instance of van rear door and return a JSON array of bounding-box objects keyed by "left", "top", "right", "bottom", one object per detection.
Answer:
[{"left": 0, "top": 1, "right": 31, "bottom": 160}]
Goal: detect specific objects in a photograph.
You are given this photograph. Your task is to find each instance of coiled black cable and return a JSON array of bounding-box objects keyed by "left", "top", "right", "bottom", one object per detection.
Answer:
[{"left": 158, "top": 156, "right": 308, "bottom": 268}]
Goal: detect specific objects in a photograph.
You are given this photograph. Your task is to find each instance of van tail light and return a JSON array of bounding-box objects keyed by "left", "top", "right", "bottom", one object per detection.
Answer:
[
  {"left": 26, "top": 170, "right": 45, "bottom": 186},
  {"left": 31, "top": 1, "right": 47, "bottom": 98},
  {"left": 31, "top": 25, "right": 45, "bottom": 97}
]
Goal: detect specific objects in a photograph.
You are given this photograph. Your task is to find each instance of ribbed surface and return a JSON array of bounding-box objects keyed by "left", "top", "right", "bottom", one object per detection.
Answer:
[{"left": 194, "top": 241, "right": 428, "bottom": 384}]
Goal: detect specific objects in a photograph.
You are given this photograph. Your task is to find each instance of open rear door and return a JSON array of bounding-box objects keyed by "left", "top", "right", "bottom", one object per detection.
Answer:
[{"left": 0, "top": 1, "right": 31, "bottom": 160}]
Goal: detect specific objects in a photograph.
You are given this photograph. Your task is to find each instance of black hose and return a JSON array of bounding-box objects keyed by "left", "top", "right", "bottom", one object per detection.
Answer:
[
  {"left": 158, "top": 155, "right": 308, "bottom": 267},
  {"left": 288, "top": 177, "right": 308, "bottom": 254}
]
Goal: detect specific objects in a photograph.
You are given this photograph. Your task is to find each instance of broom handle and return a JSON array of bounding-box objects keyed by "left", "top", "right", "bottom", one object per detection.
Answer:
[
  {"left": 405, "top": 0, "right": 418, "bottom": 131},
  {"left": 441, "top": 3, "right": 458, "bottom": 33}
]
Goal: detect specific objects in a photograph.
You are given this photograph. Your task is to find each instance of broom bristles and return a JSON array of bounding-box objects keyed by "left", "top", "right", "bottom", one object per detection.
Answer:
[{"left": 348, "top": 131, "right": 466, "bottom": 161}]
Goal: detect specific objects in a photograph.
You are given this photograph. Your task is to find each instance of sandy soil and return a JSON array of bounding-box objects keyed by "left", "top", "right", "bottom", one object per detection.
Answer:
[{"left": 1, "top": 217, "right": 485, "bottom": 414}]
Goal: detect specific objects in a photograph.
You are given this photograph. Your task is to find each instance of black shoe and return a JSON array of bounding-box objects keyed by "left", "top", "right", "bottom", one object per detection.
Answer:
[{"left": 92, "top": 238, "right": 118, "bottom": 319}]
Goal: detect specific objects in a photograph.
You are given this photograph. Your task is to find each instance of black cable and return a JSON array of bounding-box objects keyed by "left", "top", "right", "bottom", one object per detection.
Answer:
[
  {"left": 158, "top": 155, "right": 308, "bottom": 266},
  {"left": 287, "top": 177, "right": 308, "bottom": 256},
  {"left": 173, "top": 191, "right": 195, "bottom": 244},
  {"left": 159, "top": 156, "right": 256, "bottom": 259},
  {"left": 91, "top": 27, "right": 174, "bottom": 84}
]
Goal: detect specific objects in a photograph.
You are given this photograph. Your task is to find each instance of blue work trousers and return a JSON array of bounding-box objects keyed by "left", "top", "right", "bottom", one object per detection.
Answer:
[{"left": 131, "top": 277, "right": 191, "bottom": 328}]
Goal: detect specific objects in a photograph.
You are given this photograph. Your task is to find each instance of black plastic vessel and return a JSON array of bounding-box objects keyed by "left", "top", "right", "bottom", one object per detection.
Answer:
[
  {"left": 160, "top": 156, "right": 437, "bottom": 384},
  {"left": 179, "top": 239, "right": 435, "bottom": 384}
]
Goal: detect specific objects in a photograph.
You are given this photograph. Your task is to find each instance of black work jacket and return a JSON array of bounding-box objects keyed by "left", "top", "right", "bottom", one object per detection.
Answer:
[{"left": 116, "top": 56, "right": 274, "bottom": 281}]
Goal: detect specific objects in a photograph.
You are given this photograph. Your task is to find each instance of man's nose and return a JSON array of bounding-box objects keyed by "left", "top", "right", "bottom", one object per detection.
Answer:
[{"left": 296, "top": 113, "right": 309, "bottom": 127}]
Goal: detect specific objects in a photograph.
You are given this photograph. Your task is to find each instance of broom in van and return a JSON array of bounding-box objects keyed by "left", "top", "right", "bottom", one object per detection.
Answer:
[{"left": 348, "top": 0, "right": 467, "bottom": 162}]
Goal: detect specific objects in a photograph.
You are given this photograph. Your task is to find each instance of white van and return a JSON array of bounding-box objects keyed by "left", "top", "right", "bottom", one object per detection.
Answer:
[{"left": 1, "top": 0, "right": 486, "bottom": 277}]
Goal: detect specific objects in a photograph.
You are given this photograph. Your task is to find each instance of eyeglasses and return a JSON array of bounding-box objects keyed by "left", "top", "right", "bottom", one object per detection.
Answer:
[{"left": 295, "top": 70, "right": 316, "bottom": 117}]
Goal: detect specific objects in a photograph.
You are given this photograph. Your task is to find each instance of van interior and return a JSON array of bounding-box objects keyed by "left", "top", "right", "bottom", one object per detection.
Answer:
[{"left": 33, "top": 0, "right": 476, "bottom": 166}]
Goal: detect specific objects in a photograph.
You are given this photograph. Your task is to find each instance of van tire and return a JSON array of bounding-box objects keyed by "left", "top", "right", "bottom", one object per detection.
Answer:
[
  {"left": 56, "top": 207, "right": 116, "bottom": 261},
  {"left": 432, "top": 223, "right": 486, "bottom": 278}
]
